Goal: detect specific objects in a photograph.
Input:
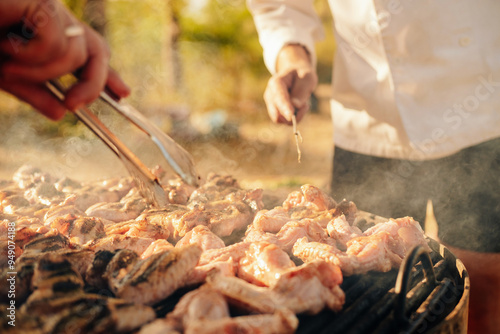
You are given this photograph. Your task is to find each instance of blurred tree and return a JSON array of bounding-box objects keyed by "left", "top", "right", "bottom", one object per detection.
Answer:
[
  {"left": 166, "top": 0, "right": 186, "bottom": 91},
  {"left": 63, "top": 0, "right": 86, "bottom": 19},
  {"left": 62, "top": 0, "right": 107, "bottom": 36},
  {"left": 179, "top": 0, "right": 268, "bottom": 112}
]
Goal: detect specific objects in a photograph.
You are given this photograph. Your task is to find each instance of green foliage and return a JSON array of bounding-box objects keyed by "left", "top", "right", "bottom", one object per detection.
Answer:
[
  {"left": 0, "top": 0, "right": 335, "bottom": 138},
  {"left": 62, "top": 0, "right": 86, "bottom": 19},
  {"left": 177, "top": 1, "right": 269, "bottom": 116}
]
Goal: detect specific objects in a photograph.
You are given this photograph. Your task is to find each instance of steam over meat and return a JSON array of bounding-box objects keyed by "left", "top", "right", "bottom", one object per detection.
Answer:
[{"left": 0, "top": 165, "right": 431, "bottom": 333}]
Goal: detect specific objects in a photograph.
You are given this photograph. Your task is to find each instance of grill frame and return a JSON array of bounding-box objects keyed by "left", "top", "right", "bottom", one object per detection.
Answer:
[
  {"left": 294, "top": 238, "right": 469, "bottom": 334},
  {"left": 151, "top": 237, "right": 470, "bottom": 334}
]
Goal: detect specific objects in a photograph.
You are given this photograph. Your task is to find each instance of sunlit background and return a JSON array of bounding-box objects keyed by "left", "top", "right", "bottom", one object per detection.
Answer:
[{"left": 0, "top": 0, "right": 336, "bottom": 199}]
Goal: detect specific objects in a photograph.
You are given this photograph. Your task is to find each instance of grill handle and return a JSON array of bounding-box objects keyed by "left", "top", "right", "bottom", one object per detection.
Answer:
[{"left": 394, "top": 245, "right": 438, "bottom": 327}]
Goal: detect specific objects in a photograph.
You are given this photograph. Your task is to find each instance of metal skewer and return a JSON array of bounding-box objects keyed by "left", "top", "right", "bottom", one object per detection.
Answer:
[{"left": 292, "top": 110, "right": 303, "bottom": 163}]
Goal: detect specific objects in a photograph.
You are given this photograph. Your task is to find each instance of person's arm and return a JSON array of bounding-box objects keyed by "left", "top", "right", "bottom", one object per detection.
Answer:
[
  {"left": 247, "top": 0, "right": 323, "bottom": 124},
  {"left": 0, "top": 0, "right": 130, "bottom": 120}
]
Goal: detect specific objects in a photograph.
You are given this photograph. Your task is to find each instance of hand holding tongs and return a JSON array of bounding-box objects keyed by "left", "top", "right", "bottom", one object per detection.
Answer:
[{"left": 45, "top": 79, "right": 199, "bottom": 208}]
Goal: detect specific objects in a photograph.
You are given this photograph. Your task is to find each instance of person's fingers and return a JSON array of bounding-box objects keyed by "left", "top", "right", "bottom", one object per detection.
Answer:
[
  {"left": 265, "top": 99, "right": 280, "bottom": 123},
  {"left": 105, "top": 67, "right": 131, "bottom": 99},
  {"left": 264, "top": 72, "right": 296, "bottom": 124},
  {"left": 293, "top": 103, "right": 308, "bottom": 123},
  {"left": 0, "top": 32, "right": 87, "bottom": 83},
  {"left": 0, "top": 0, "right": 69, "bottom": 65},
  {"left": 0, "top": 80, "right": 67, "bottom": 120},
  {"left": 289, "top": 70, "right": 317, "bottom": 113},
  {"left": 64, "top": 25, "right": 109, "bottom": 110}
]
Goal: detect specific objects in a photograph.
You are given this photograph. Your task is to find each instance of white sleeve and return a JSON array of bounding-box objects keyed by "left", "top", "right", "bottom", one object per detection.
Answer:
[{"left": 246, "top": 0, "right": 325, "bottom": 74}]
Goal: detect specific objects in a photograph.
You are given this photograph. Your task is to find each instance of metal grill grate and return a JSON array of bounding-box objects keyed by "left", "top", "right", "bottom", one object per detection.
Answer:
[
  {"left": 152, "top": 240, "right": 467, "bottom": 334},
  {"left": 296, "top": 242, "right": 466, "bottom": 334}
]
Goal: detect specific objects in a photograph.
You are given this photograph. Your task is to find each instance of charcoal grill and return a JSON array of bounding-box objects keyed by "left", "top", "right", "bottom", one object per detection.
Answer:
[
  {"left": 295, "top": 238, "right": 469, "bottom": 334},
  {"left": 154, "top": 218, "right": 469, "bottom": 334}
]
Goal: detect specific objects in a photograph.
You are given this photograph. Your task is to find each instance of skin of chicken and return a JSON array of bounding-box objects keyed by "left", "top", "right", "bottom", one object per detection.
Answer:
[
  {"left": 175, "top": 225, "right": 225, "bottom": 251},
  {"left": 238, "top": 241, "right": 296, "bottom": 286}
]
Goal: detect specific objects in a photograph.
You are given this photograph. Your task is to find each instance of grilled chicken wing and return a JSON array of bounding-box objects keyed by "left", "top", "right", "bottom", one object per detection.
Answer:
[
  {"left": 175, "top": 225, "right": 225, "bottom": 251},
  {"left": 251, "top": 207, "right": 292, "bottom": 233},
  {"left": 198, "top": 242, "right": 251, "bottom": 266},
  {"left": 85, "top": 196, "right": 147, "bottom": 222},
  {"left": 136, "top": 205, "right": 210, "bottom": 241},
  {"left": 363, "top": 216, "right": 431, "bottom": 255},
  {"left": 327, "top": 214, "right": 363, "bottom": 249},
  {"left": 207, "top": 262, "right": 344, "bottom": 315},
  {"left": 111, "top": 244, "right": 202, "bottom": 305},
  {"left": 49, "top": 216, "right": 106, "bottom": 245},
  {"left": 85, "top": 234, "right": 154, "bottom": 255},
  {"left": 283, "top": 184, "right": 336, "bottom": 212},
  {"left": 238, "top": 241, "right": 295, "bottom": 286},
  {"left": 105, "top": 219, "right": 170, "bottom": 240},
  {"left": 292, "top": 237, "right": 360, "bottom": 275},
  {"left": 141, "top": 239, "right": 175, "bottom": 259},
  {"left": 19, "top": 253, "right": 155, "bottom": 334},
  {"left": 184, "top": 308, "right": 298, "bottom": 334}
]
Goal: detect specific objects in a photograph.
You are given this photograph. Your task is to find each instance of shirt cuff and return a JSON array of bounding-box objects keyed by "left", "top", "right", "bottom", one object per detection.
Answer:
[{"left": 262, "top": 31, "right": 319, "bottom": 74}]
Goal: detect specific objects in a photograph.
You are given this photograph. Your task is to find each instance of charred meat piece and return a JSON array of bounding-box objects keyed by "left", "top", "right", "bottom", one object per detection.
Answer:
[
  {"left": 85, "top": 249, "right": 119, "bottom": 290},
  {"left": 111, "top": 244, "right": 202, "bottom": 305},
  {"left": 22, "top": 253, "right": 86, "bottom": 315},
  {"left": 103, "top": 249, "right": 140, "bottom": 290},
  {"left": 18, "top": 252, "right": 155, "bottom": 333},
  {"left": 85, "top": 234, "right": 154, "bottom": 255},
  {"left": 85, "top": 196, "right": 147, "bottom": 223},
  {"left": 0, "top": 218, "right": 48, "bottom": 260},
  {"left": 105, "top": 219, "right": 170, "bottom": 240},
  {"left": 21, "top": 230, "right": 73, "bottom": 256},
  {"left": 22, "top": 291, "right": 155, "bottom": 334},
  {"left": 0, "top": 262, "right": 34, "bottom": 305},
  {"left": 136, "top": 205, "right": 210, "bottom": 241},
  {"left": 49, "top": 216, "right": 106, "bottom": 245}
]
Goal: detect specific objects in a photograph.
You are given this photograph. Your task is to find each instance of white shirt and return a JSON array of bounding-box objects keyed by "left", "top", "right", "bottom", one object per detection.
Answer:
[{"left": 247, "top": 0, "right": 500, "bottom": 160}]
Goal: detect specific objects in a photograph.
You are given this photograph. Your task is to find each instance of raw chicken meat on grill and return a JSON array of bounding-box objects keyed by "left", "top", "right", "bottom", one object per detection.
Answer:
[{"left": 0, "top": 165, "right": 433, "bottom": 334}]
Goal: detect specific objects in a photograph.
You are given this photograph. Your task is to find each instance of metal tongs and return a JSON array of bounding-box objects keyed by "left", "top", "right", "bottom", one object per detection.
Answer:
[{"left": 45, "top": 79, "right": 199, "bottom": 208}]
